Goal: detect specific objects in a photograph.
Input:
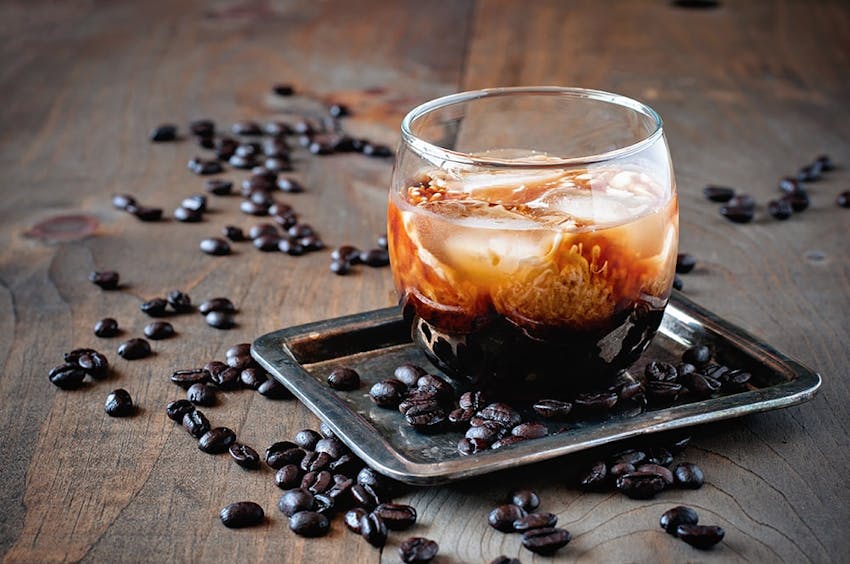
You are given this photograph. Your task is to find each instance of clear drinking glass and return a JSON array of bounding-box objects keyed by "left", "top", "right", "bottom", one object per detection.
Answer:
[{"left": 388, "top": 87, "right": 678, "bottom": 392}]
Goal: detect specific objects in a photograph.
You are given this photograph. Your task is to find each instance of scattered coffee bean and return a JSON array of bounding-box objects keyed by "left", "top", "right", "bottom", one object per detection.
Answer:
[
  {"left": 220, "top": 501, "right": 264, "bottom": 528},
  {"left": 722, "top": 368, "right": 751, "bottom": 391},
  {"left": 253, "top": 234, "right": 280, "bottom": 251},
  {"left": 266, "top": 441, "right": 305, "bottom": 469},
  {"left": 205, "top": 310, "right": 235, "bottom": 329},
  {"left": 275, "top": 465, "right": 302, "bottom": 490},
  {"left": 360, "top": 248, "right": 390, "bottom": 267},
  {"left": 166, "top": 399, "right": 195, "bottom": 421},
  {"left": 369, "top": 379, "right": 407, "bottom": 408},
  {"left": 676, "top": 253, "right": 696, "bottom": 273},
  {"left": 140, "top": 298, "right": 168, "bottom": 317},
  {"left": 188, "top": 157, "right": 224, "bottom": 175},
  {"left": 457, "top": 437, "right": 489, "bottom": 455},
  {"left": 836, "top": 190, "right": 850, "bottom": 208},
  {"left": 532, "top": 398, "right": 572, "bottom": 419},
  {"left": 778, "top": 177, "right": 803, "bottom": 194},
  {"left": 273, "top": 84, "right": 295, "bottom": 96},
  {"left": 174, "top": 206, "right": 202, "bottom": 222},
  {"left": 232, "top": 120, "right": 262, "bottom": 136},
  {"left": 150, "top": 124, "right": 177, "bottom": 142},
  {"left": 327, "top": 366, "right": 360, "bottom": 390},
  {"left": 117, "top": 338, "right": 151, "bottom": 360},
  {"left": 374, "top": 503, "right": 417, "bottom": 530},
  {"left": 797, "top": 161, "right": 823, "bottom": 182},
  {"left": 278, "top": 489, "right": 314, "bottom": 517},
  {"left": 222, "top": 225, "right": 245, "bottom": 241},
  {"left": 574, "top": 391, "right": 618, "bottom": 412},
  {"left": 143, "top": 321, "right": 175, "bottom": 340},
  {"left": 198, "top": 297, "right": 235, "bottom": 315},
  {"left": 673, "top": 275, "right": 684, "bottom": 291},
  {"left": 329, "top": 260, "right": 350, "bottom": 275},
  {"left": 521, "top": 527, "right": 571, "bottom": 554},
  {"left": 89, "top": 270, "right": 120, "bottom": 290},
  {"left": 362, "top": 143, "right": 392, "bottom": 158},
  {"left": 720, "top": 203, "right": 754, "bottom": 223},
  {"left": 103, "top": 389, "right": 134, "bottom": 416},
  {"left": 511, "top": 423, "right": 548, "bottom": 439},
  {"left": 183, "top": 409, "right": 211, "bottom": 438},
  {"left": 187, "top": 383, "right": 216, "bottom": 406},
  {"left": 646, "top": 447, "right": 674, "bottom": 467},
  {"left": 198, "top": 427, "right": 236, "bottom": 454},
  {"left": 511, "top": 489, "right": 540, "bottom": 511},
  {"left": 783, "top": 191, "right": 810, "bottom": 212},
  {"left": 77, "top": 351, "right": 109, "bottom": 378},
  {"left": 514, "top": 512, "right": 558, "bottom": 532},
  {"left": 277, "top": 177, "right": 304, "bottom": 193},
  {"left": 637, "top": 463, "right": 674, "bottom": 486},
  {"left": 93, "top": 317, "right": 119, "bottom": 338},
  {"left": 682, "top": 344, "right": 711, "bottom": 366},
  {"left": 616, "top": 471, "right": 668, "bottom": 499},
  {"left": 290, "top": 510, "right": 330, "bottom": 538},
  {"left": 166, "top": 290, "right": 193, "bottom": 313},
  {"left": 399, "top": 537, "right": 439, "bottom": 563},
  {"left": 49, "top": 363, "right": 86, "bottom": 389},
  {"left": 703, "top": 185, "right": 735, "bottom": 202},
  {"left": 676, "top": 524, "right": 725, "bottom": 550},
  {"left": 645, "top": 360, "right": 678, "bottom": 382},
  {"left": 767, "top": 198, "right": 793, "bottom": 220},
  {"left": 660, "top": 505, "right": 699, "bottom": 535},
  {"left": 360, "top": 512, "right": 388, "bottom": 547},
  {"left": 200, "top": 237, "right": 231, "bottom": 256},
  {"left": 205, "top": 179, "right": 233, "bottom": 195},
  {"left": 239, "top": 367, "right": 266, "bottom": 389},
  {"left": 488, "top": 504, "right": 527, "bottom": 532},
  {"left": 112, "top": 194, "right": 136, "bottom": 210},
  {"left": 673, "top": 462, "right": 705, "bottom": 489},
  {"left": 126, "top": 204, "right": 164, "bottom": 222},
  {"left": 257, "top": 378, "right": 292, "bottom": 399}
]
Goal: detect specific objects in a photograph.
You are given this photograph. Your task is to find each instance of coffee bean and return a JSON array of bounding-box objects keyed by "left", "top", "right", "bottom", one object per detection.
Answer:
[
  {"left": 703, "top": 185, "right": 735, "bottom": 202},
  {"left": 150, "top": 124, "right": 177, "bottom": 142},
  {"left": 266, "top": 441, "right": 305, "bottom": 469},
  {"left": 239, "top": 367, "right": 266, "bottom": 390},
  {"left": 187, "top": 383, "right": 216, "bottom": 406},
  {"left": 720, "top": 204, "right": 754, "bottom": 223},
  {"left": 836, "top": 190, "right": 850, "bottom": 208},
  {"left": 48, "top": 363, "right": 85, "bottom": 389},
  {"left": 273, "top": 84, "right": 295, "bottom": 96},
  {"left": 676, "top": 524, "right": 725, "bottom": 549},
  {"left": 532, "top": 398, "right": 572, "bottom": 419},
  {"left": 673, "top": 275, "right": 684, "bottom": 291},
  {"left": 329, "top": 260, "right": 350, "bottom": 275},
  {"left": 647, "top": 380, "right": 683, "bottom": 403},
  {"left": 198, "top": 297, "right": 235, "bottom": 315},
  {"left": 797, "top": 161, "right": 823, "bottom": 182},
  {"left": 63, "top": 348, "right": 96, "bottom": 364},
  {"left": 399, "top": 537, "right": 438, "bottom": 563},
  {"left": 329, "top": 454, "right": 361, "bottom": 475},
  {"left": 326, "top": 366, "right": 360, "bottom": 391},
  {"left": 521, "top": 527, "right": 571, "bottom": 554},
  {"left": 448, "top": 408, "right": 474, "bottom": 426},
  {"left": 188, "top": 157, "right": 223, "bottom": 175},
  {"left": 173, "top": 206, "right": 201, "bottom": 223},
  {"left": 514, "top": 512, "right": 558, "bottom": 532},
  {"left": 616, "top": 471, "right": 667, "bottom": 499},
  {"left": 682, "top": 344, "right": 711, "bottom": 366},
  {"left": 721, "top": 368, "right": 751, "bottom": 391},
  {"left": 252, "top": 234, "right": 280, "bottom": 252},
  {"left": 511, "top": 423, "right": 548, "bottom": 439},
  {"left": 289, "top": 511, "right": 329, "bottom": 537},
  {"left": 344, "top": 508, "right": 367, "bottom": 533},
  {"left": 645, "top": 360, "right": 677, "bottom": 382},
  {"left": 489, "top": 557, "right": 521, "bottom": 564},
  {"left": 457, "top": 437, "right": 489, "bottom": 455},
  {"left": 610, "top": 462, "right": 635, "bottom": 478},
  {"left": 488, "top": 504, "right": 526, "bottom": 532},
  {"left": 465, "top": 421, "right": 502, "bottom": 444},
  {"left": 117, "top": 338, "right": 151, "bottom": 360},
  {"left": 288, "top": 430, "right": 320, "bottom": 451},
  {"left": 262, "top": 122, "right": 292, "bottom": 138},
  {"left": 189, "top": 119, "right": 215, "bottom": 137},
  {"left": 783, "top": 191, "right": 810, "bottom": 212},
  {"left": 302, "top": 470, "right": 333, "bottom": 494},
  {"left": 89, "top": 270, "right": 120, "bottom": 290},
  {"left": 205, "top": 311, "right": 235, "bottom": 330},
  {"left": 276, "top": 177, "right": 304, "bottom": 193},
  {"left": 374, "top": 503, "right": 417, "bottom": 530},
  {"left": 165, "top": 290, "right": 193, "bottom": 313},
  {"left": 275, "top": 465, "right": 302, "bottom": 490},
  {"left": 220, "top": 501, "right": 264, "bottom": 528},
  {"left": 660, "top": 505, "right": 699, "bottom": 535},
  {"left": 182, "top": 410, "right": 210, "bottom": 438},
  {"left": 511, "top": 489, "right": 540, "bottom": 511},
  {"left": 278, "top": 488, "right": 314, "bottom": 517},
  {"left": 646, "top": 447, "right": 674, "bottom": 467},
  {"left": 103, "top": 389, "right": 134, "bottom": 417},
  {"left": 245, "top": 223, "right": 276, "bottom": 241},
  {"left": 312, "top": 493, "right": 334, "bottom": 514},
  {"left": 574, "top": 391, "right": 618, "bottom": 412},
  {"left": 264, "top": 157, "right": 291, "bottom": 172},
  {"left": 300, "top": 451, "right": 333, "bottom": 473},
  {"left": 257, "top": 378, "right": 292, "bottom": 399},
  {"left": 356, "top": 467, "right": 394, "bottom": 497},
  {"left": 227, "top": 443, "right": 260, "bottom": 469},
  {"left": 360, "top": 513, "right": 388, "bottom": 547},
  {"left": 142, "top": 321, "right": 174, "bottom": 340},
  {"left": 200, "top": 237, "right": 231, "bottom": 256},
  {"left": 477, "top": 403, "right": 522, "bottom": 429},
  {"left": 170, "top": 368, "right": 210, "bottom": 389},
  {"left": 362, "top": 143, "right": 392, "bottom": 158},
  {"left": 112, "top": 194, "right": 136, "bottom": 210},
  {"left": 205, "top": 179, "right": 233, "bottom": 195},
  {"left": 225, "top": 353, "right": 253, "bottom": 370},
  {"left": 220, "top": 226, "right": 244, "bottom": 242},
  {"left": 77, "top": 351, "right": 109, "bottom": 378},
  {"left": 777, "top": 176, "right": 802, "bottom": 195},
  {"left": 140, "top": 298, "right": 169, "bottom": 318},
  {"left": 198, "top": 427, "right": 236, "bottom": 454},
  {"left": 815, "top": 154, "right": 835, "bottom": 171},
  {"left": 351, "top": 484, "right": 379, "bottom": 510},
  {"left": 127, "top": 204, "right": 164, "bottom": 221},
  {"left": 681, "top": 371, "right": 721, "bottom": 398},
  {"left": 247, "top": 185, "right": 275, "bottom": 204},
  {"left": 331, "top": 245, "right": 362, "bottom": 264},
  {"left": 231, "top": 120, "right": 262, "bottom": 136},
  {"left": 369, "top": 379, "right": 406, "bottom": 408},
  {"left": 240, "top": 199, "right": 268, "bottom": 216},
  {"left": 676, "top": 253, "right": 696, "bottom": 274},
  {"left": 166, "top": 399, "right": 195, "bottom": 421},
  {"left": 673, "top": 462, "right": 705, "bottom": 488},
  {"left": 492, "top": 436, "right": 528, "bottom": 449},
  {"left": 636, "top": 463, "right": 674, "bottom": 486},
  {"left": 404, "top": 402, "right": 447, "bottom": 432},
  {"left": 360, "top": 248, "right": 390, "bottom": 267},
  {"left": 315, "top": 437, "right": 348, "bottom": 460},
  {"left": 610, "top": 449, "right": 646, "bottom": 466},
  {"left": 92, "top": 318, "right": 119, "bottom": 338}
]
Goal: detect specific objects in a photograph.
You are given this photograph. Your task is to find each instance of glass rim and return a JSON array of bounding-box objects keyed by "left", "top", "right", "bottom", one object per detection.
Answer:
[{"left": 400, "top": 86, "right": 664, "bottom": 168}]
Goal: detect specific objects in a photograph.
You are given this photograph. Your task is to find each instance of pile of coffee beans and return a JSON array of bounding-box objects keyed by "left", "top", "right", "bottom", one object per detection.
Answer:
[
  {"left": 660, "top": 505, "right": 725, "bottom": 549},
  {"left": 487, "top": 489, "right": 570, "bottom": 555},
  {"left": 329, "top": 234, "right": 390, "bottom": 275}
]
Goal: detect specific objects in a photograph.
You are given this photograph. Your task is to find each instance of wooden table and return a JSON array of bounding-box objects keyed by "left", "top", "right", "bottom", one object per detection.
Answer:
[{"left": 2, "top": 1, "right": 848, "bottom": 562}]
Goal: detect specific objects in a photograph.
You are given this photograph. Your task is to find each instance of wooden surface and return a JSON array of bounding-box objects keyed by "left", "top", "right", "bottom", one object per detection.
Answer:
[{"left": 1, "top": 0, "right": 849, "bottom": 562}]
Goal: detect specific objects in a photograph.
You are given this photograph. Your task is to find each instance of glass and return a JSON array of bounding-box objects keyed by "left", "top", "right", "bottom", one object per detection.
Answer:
[{"left": 387, "top": 87, "right": 678, "bottom": 392}]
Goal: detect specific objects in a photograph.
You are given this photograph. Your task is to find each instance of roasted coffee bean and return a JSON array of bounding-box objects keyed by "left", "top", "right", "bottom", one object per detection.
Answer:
[
  {"left": 279, "top": 489, "right": 315, "bottom": 517},
  {"left": 127, "top": 204, "right": 164, "bottom": 221},
  {"left": 645, "top": 360, "right": 678, "bottom": 382},
  {"left": 676, "top": 363, "right": 696, "bottom": 380},
  {"left": 77, "top": 351, "right": 109, "bottom": 378},
  {"left": 404, "top": 403, "right": 447, "bottom": 432},
  {"left": 359, "top": 248, "right": 390, "bottom": 267},
  {"left": 374, "top": 503, "right": 417, "bottom": 530},
  {"left": 837, "top": 190, "right": 850, "bottom": 208},
  {"left": 579, "top": 462, "right": 608, "bottom": 489},
  {"left": 778, "top": 176, "right": 803, "bottom": 194},
  {"left": 89, "top": 270, "right": 120, "bottom": 290},
  {"left": 103, "top": 389, "right": 134, "bottom": 417},
  {"left": 205, "top": 179, "right": 233, "bottom": 195},
  {"left": 289, "top": 510, "right": 330, "bottom": 538},
  {"left": 465, "top": 421, "right": 502, "bottom": 443},
  {"left": 673, "top": 275, "right": 684, "bottom": 291},
  {"left": 609, "top": 462, "right": 635, "bottom": 478},
  {"left": 344, "top": 508, "right": 367, "bottom": 533},
  {"left": 220, "top": 501, "right": 263, "bottom": 528},
  {"left": 266, "top": 441, "right": 305, "bottom": 469},
  {"left": 117, "top": 338, "right": 151, "bottom": 360},
  {"left": 64, "top": 348, "right": 96, "bottom": 363},
  {"left": 232, "top": 120, "right": 262, "bottom": 136},
  {"left": 189, "top": 118, "right": 214, "bottom": 137},
  {"left": 637, "top": 463, "right": 674, "bottom": 486},
  {"left": 647, "top": 380, "right": 683, "bottom": 403},
  {"left": 816, "top": 154, "right": 835, "bottom": 171},
  {"left": 416, "top": 374, "right": 454, "bottom": 402},
  {"left": 505, "top": 490, "right": 539, "bottom": 513},
  {"left": 458, "top": 390, "right": 488, "bottom": 411},
  {"left": 660, "top": 505, "right": 699, "bottom": 535},
  {"left": 166, "top": 399, "right": 195, "bottom": 421},
  {"left": 140, "top": 298, "right": 168, "bottom": 317},
  {"left": 174, "top": 206, "right": 202, "bottom": 222},
  {"left": 703, "top": 185, "right": 735, "bottom": 202},
  {"left": 187, "top": 383, "right": 216, "bottom": 406},
  {"left": 356, "top": 467, "right": 394, "bottom": 498},
  {"left": 393, "top": 364, "right": 428, "bottom": 388},
  {"left": 228, "top": 152, "right": 257, "bottom": 169},
  {"left": 198, "top": 297, "right": 235, "bottom": 315},
  {"left": 164, "top": 290, "right": 192, "bottom": 313},
  {"left": 273, "top": 84, "right": 295, "bottom": 96},
  {"left": 205, "top": 311, "right": 235, "bottom": 329},
  {"left": 291, "top": 429, "right": 321, "bottom": 451},
  {"left": 170, "top": 368, "right": 210, "bottom": 388},
  {"left": 298, "top": 235, "right": 324, "bottom": 251},
  {"left": 492, "top": 436, "right": 528, "bottom": 449},
  {"left": 329, "top": 260, "right": 350, "bottom": 275},
  {"left": 521, "top": 527, "right": 571, "bottom": 554},
  {"left": 511, "top": 423, "right": 548, "bottom": 439},
  {"left": 532, "top": 398, "right": 572, "bottom": 419},
  {"left": 646, "top": 447, "right": 674, "bottom": 467},
  {"left": 200, "top": 237, "right": 231, "bottom": 256},
  {"left": 225, "top": 354, "right": 253, "bottom": 370},
  {"left": 488, "top": 504, "right": 526, "bottom": 532},
  {"left": 205, "top": 363, "right": 228, "bottom": 380},
  {"left": 239, "top": 367, "right": 266, "bottom": 390},
  {"left": 457, "top": 437, "right": 489, "bottom": 455},
  {"left": 263, "top": 122, "right": 292, "bottom": 138},
  {"left": 276, "top": 237, "right": 304, "bottom": 256},
  {"left": 182, "top": 410, "right": 210, "bottom": 438},
  {"left": 676, "top": 253, "right": 697, "bottom": 274},
  {"left": 720, "top": 204, "right": 754, "bottom": 223},
  {"left": 676, "top": 524, "right": 725, "bottom": 549},
  {"left": 448, "top": 408, "right": 474, "bottom": 426},
  {"left": 477, "top": 403, "right": 522, "bottom": 429},
  {"left": 682, "top": 345, "right": 711, "bottom": 366},
  {"left": 286, "top": 223, "right": 314, "bottom": 239},
  {"left": 331, "top": 245, "right": 362, "bottom": 264},
  {"left": 300, "top": 451, "right": 333, "bottom": 473},
  {"left": 246, "top": 223, "right": 276, "bottom": 240},
  {"left": 308, "top": 140, "right": 333, "bottom": 156},
  {"left": 728, "top": 194, "right": 756, "bottom": 210},
  {"left": 315, "top": 437, "right": 348, "bottom": 459},
  {"left": 257, "top": 378, "right": 292, "bottom": 399},
  {"left": 150, "top": 124, "right": 177, "bottom": 142},
  {"left": 240, "top": 199, "right": 270, "bottom": 215},
  {"left": 112, "top": 193, "right": 136, "bottom": 210},
  {"left": 248, "top": 189, "right": 275, "bottom": 207},
  {"left": 574, "top": 391, "right": 618, "bottom": 412},
  {"left": 360, "top": 513, "right": 388, "bottom": 547},
  {"left": 351, "top": 484, "right": 379, "bottom": 510},
  {"left": 319, "top": 422, "right": 336, "bottom": 438},
  {"left": 208, "top": 366, "right": 240, "bottom": 390},
  {"left": 489, "top": 557, "right": 521, "bottom": 564},
  {"left": 611, "top": 449, "right": 646, "bottom": 466},
  {"left": 514, "top": 512, "right": 558, "bottom": 532},
  {"left": 616, "top": 471, "right": 668, "bottom": 499},
  {"left": 275, "top": 464, "right": 302, "bottom": 490},
  {"left": 797, "top": 161, "right": 823, "bottom": 182},
  {"left": 399, "top": 537, "right": 438, "bottom": 563},
  {"left": 274, "top": 177, "right": 303, "bottom": 193},
  {"left": 329, "top": 453, "right": 361, "bottom": 476},
  {"left": 198, "top": 427, "right": 236, "bottom": 454},
  {"left": 143, "top": 321, "right": 174, "bottom": 340},
  {"left": 188, "top": 157, "right": 223, "bottom": 175},
  {"left": 362, "top": 143, "right": 392, "bottom": 158},
  {"left": 722, "top": 368, "right": 751, "bottom": 391},
  {"left": 221, "top": 225, "right": 244, "bottom": 242},
  {"left": 369, "top": 379, "right": 406, "bottom": 408},
  {"left": 673, "top": 462, "right": 705, "bottom": 489},
  {"left": 312, "top": 493, "right": 334, "bottom": 514},
  {"left": 327, "top": 366, "right": 360, "bottom": 390},
  {"left": 301, "top": 470, "right": 333, "bottom": 495},
  {"left": 224, "top": 344, "right": 250, "bottom": 358},
  {"left": 250, "top": 165, "right": 277, "bottom": 182},
  {"left": 251, "top": 234, "right": 279, "bottom": 252},
  {"left": 681, "top": 371, "right": 721, "bottom": 397},
  {"left": 327, "top": 103, "right": 349, "bottom": 118},
  {"left": 768, "top": 198, "right": 793, "bottom": 220},
  {"left": 229, "top": 443, "right": 260, "bottom": 469},
  {"left": 783, "top": 191, "right": 810, "bottom": 212},
  {"left": 264, "top": 156, "right": 291, "bottom": 172}
]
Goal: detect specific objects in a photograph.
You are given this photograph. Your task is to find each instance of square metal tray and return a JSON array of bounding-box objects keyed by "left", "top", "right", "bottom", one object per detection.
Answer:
[{"left": 252, "top": 292, "right": 821, "bottom": 485}]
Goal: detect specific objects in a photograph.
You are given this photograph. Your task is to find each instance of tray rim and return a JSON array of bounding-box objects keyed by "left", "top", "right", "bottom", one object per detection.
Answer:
[{"left": 251, "top": 292, "right": 822, "bottom": 485}]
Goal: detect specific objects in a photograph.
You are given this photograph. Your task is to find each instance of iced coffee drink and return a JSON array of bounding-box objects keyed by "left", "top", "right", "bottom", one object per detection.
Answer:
[{"left": 389, "top": 88, "right": 678, "bottom": 390}]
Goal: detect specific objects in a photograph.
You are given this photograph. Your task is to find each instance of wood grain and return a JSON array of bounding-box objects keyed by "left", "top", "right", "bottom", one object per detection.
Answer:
[{"left": 1, "top": 0, "right": 848, "bottom": 562}]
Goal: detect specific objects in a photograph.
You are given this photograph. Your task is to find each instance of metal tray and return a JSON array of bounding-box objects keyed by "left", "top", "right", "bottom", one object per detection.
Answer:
[{"left": 252, "top": 292, "right": 821, "bottom": 485}]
